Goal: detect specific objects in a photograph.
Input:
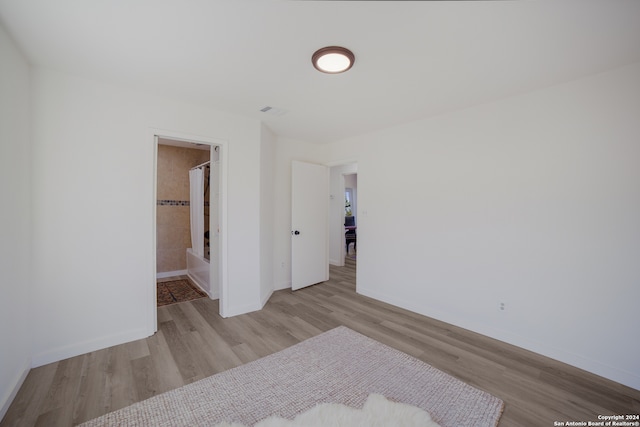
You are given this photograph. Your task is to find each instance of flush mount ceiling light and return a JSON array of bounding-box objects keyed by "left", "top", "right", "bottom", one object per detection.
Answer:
[{"left": 312, "top": 46, "right": 355, "bottom": 74}]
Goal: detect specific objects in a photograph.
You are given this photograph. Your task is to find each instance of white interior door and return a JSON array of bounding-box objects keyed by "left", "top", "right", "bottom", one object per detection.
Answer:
[{"left": 291, "top": 160, "right": 329, "bottom": 290}]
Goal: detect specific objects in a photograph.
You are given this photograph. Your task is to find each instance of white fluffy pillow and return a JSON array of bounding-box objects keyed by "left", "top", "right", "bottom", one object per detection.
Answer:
[{"left": 215, "top": 393, "right": 440, "bottom": 427}]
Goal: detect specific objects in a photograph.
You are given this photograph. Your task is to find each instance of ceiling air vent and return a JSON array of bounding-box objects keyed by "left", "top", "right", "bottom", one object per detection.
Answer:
[{"left": 259, "top": 106, "right": 288, "bottom": 117}]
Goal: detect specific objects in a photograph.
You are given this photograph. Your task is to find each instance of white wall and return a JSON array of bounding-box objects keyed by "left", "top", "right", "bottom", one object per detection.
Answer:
[
  {"left": 29, "top": 68, "right": 264, "bottom": 366},
  {"left": 272, "top": 138, "right": 328, "bottom": 290},
  {"left": 260, "top": 124, "right": 276, "bottom": 305},
  {"left": 326, "top": 62, "right": 640, "bottom": 390},
  {"left": 0, "top": 24, "right": 32, "bottom": 420},
  {"left": 329, "top": 163, "right": 357, "bottom": 266}
]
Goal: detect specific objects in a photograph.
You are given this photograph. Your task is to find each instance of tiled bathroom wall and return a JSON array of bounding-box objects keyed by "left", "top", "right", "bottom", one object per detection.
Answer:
[{"left": 156, "top": 144, "right": 210, "bottom": 274}]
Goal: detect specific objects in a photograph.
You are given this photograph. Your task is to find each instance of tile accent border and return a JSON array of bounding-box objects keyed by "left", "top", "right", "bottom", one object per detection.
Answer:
[
  {"left": 157, "top": 200, "right": 210, "bottom": 207},
  {"left": 157, "top": 200, "right": 189, "bottom": 206}
]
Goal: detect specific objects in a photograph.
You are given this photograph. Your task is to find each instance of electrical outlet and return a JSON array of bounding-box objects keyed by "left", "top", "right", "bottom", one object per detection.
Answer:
[
  {"left": 499, "top": 302, "right": 506, "bottom": 311},
  {"left": 281, "top": 261, "right": 286, "bottom": 269}
]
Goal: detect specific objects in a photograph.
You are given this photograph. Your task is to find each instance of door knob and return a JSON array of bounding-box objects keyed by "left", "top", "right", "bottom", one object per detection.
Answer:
[{"left": 292, "top": 230, "right": 301, "bottom": 235}]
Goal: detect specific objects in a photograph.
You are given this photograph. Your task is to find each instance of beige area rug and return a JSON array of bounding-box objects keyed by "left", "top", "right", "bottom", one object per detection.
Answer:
[{"left": 80, "top": 326, "right": 504, "bottom": 427}]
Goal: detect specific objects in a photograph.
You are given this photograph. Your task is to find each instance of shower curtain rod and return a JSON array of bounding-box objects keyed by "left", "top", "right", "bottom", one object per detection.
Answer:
[{"left": 190, "top": 161, "right": 210, "bottom": 170}]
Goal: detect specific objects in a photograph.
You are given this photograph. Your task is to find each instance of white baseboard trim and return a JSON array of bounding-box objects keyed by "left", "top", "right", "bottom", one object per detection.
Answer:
[
  {"left": 274, "top": 281, "right": 291, "bottom": 291},
  {"left": 157, "top": 269, "right": 188, "bottom": 279},
  {"left": 31, "top": 327, "right": 151, "bottom": 368},
  {"left": 223, "top": 301, "right": 263, "bottom": 318},
  {"left": 329, "top": 258, "right": 344, "bottom": 267},
  {"left": 357, "top": 286, "right": 640, "bottom": 392},
  {"left": 260, "top": 288, "right": 274, "bottom": 309},
  {"left": 0, "top": 358, "right": 30, "bottom": 422},
  {"left": 186, "top": 273, "right": 218, "bottom": 300}
]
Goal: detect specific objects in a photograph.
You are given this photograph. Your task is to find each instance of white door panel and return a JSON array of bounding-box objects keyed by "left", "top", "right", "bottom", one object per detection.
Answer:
[{"left": 291, "top": 160, "right": 329, "bottom": 290}]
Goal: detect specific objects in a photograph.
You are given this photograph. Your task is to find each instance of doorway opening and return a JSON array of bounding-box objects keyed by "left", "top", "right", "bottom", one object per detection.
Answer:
[
  {"left": 329, "top": 162, "right": 358, "bottom": 272},
  {"left": 152, "top": 131, "right": 227, "bottom": 332},
  {"left": 344, "top": 174, "right": 357, "bottom": 260}
]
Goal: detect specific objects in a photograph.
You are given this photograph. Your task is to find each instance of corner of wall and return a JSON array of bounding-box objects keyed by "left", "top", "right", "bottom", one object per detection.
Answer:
[
  {"left": 260, "top": 122, "right": 277, "bottom": 304},
  {"left": 0, "top": 22, "right": 34, "bottom": 422},
  {"left": 0, "top": 358, "right": 31, "bottom": 422},
  {"left": 260, "top": 287, "right": 274, "bottom": 309}
]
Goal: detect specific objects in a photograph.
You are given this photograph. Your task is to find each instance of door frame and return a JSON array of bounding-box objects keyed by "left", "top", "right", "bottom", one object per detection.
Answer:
[{"left": 150, "top": 128, "right": 229, "bottom": 334}]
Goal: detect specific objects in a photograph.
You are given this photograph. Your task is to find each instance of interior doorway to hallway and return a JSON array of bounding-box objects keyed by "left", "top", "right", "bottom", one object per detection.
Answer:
[
  {"left": 344, "top": 173, "right": 357, "bottom": 260},
  {"left": 329, "top": 162, "right": 358, "bottom": 271}
]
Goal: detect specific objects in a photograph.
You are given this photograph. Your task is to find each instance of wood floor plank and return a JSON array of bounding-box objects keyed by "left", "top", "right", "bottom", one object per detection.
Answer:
[
  {"left": 229, "top": 342, "right": 261, "bottom": 364},
  {"left": 1, "top": 363, "right": 57, "bottom": 427},
  {"left": 2, "top": 259, "right": 639, "bottom": 427},
  {"left": 165, "top": 303, "right": 197, "bottom": 335},
  {"left": 145, "top": 330, "right": 184, "bottom": 394},
  {"left": 105, "top": 344, "right": 137, "bottom": 413},
  {"left": 72, "top": 349, "right": 109, "bottom": 424},
  {"left": 129, "top": 355, "right": 159, "bottom": 402},
  {"left": 33, "top": 407, "right": 66, "bottom": 427},
  {"left": 124, "top": 337, "right": 150, "bottom": 361},
  {"left": 38, "top": 356, "right": 84, "bottom": 416},
  {"left": 190, "top": 298, "right": 243, "bottom": 348},
  {"left": 174, "top": 302, "right": 243, "bottom": 373},
  {"left": 182, "top": 330, "right": 219, "bottom": 380},
  {"left": 159, "top": 319, "right": 201, "bottom": 383}
]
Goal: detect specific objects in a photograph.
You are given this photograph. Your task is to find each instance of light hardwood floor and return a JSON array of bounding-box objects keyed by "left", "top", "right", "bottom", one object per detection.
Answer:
[{"left": 2, "top": 256, "right": 639, "bottom": 426}]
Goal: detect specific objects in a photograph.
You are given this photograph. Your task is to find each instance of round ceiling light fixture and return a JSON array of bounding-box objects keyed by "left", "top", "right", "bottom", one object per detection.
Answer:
[{"left": 312, "top": 46, "right": 355, "bottom": 74}]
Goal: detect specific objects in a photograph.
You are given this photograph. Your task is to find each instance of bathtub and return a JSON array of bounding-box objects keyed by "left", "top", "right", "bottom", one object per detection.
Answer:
[{"left": 187, "top": 248, "right": 217, "bottom": 299}]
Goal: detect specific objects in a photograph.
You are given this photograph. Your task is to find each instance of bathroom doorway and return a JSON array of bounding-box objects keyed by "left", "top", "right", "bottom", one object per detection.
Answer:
[
  {"left": 152, "top": 131, "right": 227, "bottom": 332},
  {"left": 156, "top": 139, "right": 211, "bottom": 284}
]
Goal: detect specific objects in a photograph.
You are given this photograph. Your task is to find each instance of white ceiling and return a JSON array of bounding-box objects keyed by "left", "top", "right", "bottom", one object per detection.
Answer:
[{"left": 1, "top": 0, "right": 639, "bottom": 144}]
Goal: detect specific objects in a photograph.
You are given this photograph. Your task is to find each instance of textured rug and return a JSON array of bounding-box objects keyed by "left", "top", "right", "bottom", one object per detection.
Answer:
[
  {"left": 157, "top": 279, "right": 206, "bottom": 306},
  {"left": 80, "top": 326, "right": 504, "bottom": 427}
]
